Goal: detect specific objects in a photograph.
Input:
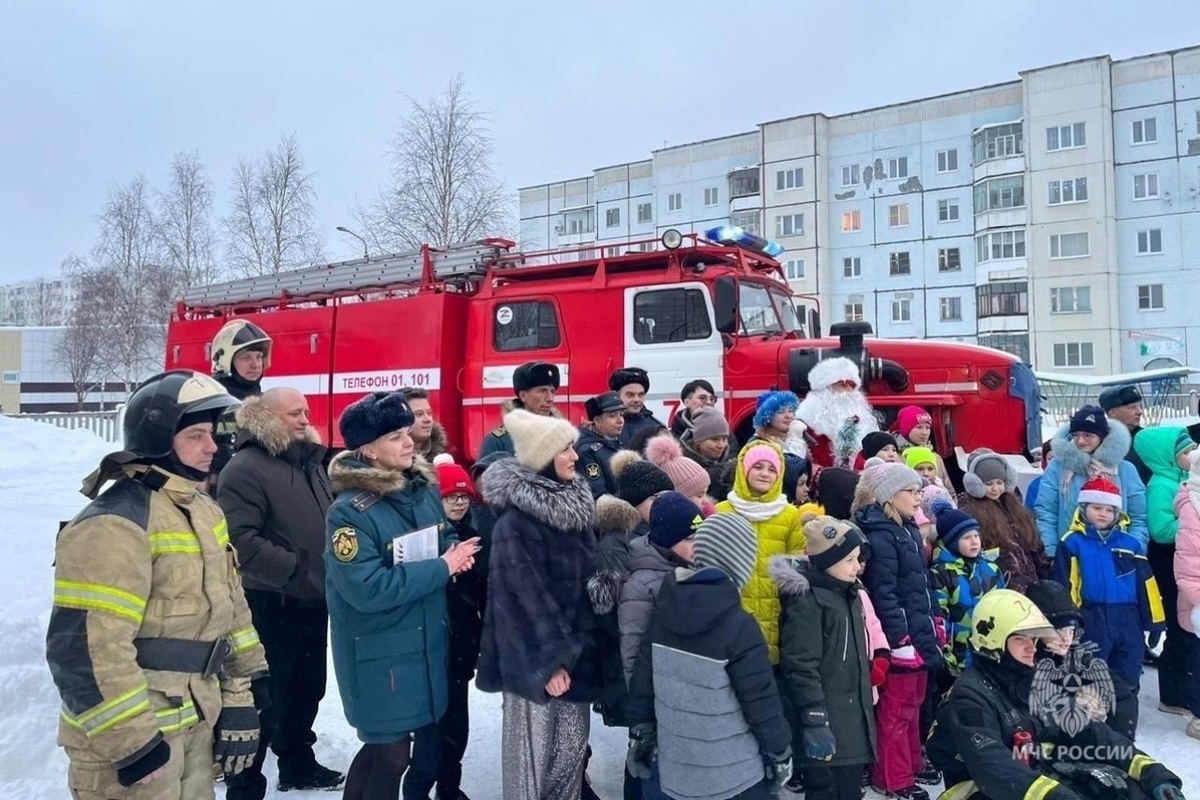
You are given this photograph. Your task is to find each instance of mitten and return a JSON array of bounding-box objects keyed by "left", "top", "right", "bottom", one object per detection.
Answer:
[
  {"left": 626, "top": 723, "right": 656, "bottom": 780},
  {"left": 762, "top": 748, "right": 793, "bottom": 794},
  {"left": 212, "top": 705, "right": 260, "bottom": 778},
  {"left": 871, "top": 656, "right": 891, "bottom": 687},
  {"left": 800, "top": 708, "right": 837, "bottom": 761}
]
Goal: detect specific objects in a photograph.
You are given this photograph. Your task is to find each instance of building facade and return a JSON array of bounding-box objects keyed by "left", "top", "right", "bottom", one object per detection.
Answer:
[
  {"left": 0, "top": 327, "right": 139, "bottom": 413},
  {"left": 0, "top": 277, "right": 78, "bottom": 327},
  {"left": 518, "top": 47, "right": 1200, "bottom": 374}
]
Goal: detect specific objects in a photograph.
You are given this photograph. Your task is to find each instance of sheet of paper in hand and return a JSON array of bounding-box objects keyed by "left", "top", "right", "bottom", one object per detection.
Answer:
[{"left": 393, "top": 525, "right": 439, "bottom": 565}]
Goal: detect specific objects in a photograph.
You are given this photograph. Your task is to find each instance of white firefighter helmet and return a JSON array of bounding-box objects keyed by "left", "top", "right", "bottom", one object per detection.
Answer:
[{"left": 211, "top": 320, "right": 272, "bottom": 379}]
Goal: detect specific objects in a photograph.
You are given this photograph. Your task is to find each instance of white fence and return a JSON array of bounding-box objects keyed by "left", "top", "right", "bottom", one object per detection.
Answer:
[
  {"left": 1039, "top": 386, "right": 1200, "bottom": 428},
  {"left": 9, "top": 408, "right": 125, "bottom": 443}
]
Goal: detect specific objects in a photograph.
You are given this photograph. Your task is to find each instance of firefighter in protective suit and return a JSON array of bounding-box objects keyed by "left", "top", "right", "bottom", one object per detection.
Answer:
[
  {"left": 210, "top": 320, "right": 273, "bottom": 479},
  {"left": 927, "top": 589, "right": 1183, "bottom": 800},
  {"left": 46, "top": 370, "right": 269, "bottom": 799}
]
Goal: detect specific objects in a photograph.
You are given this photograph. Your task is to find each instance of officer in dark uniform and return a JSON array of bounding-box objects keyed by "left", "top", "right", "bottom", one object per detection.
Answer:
[
  {"left": 477, "top": 361, "right": 561, "bottom": 459},
  {"left": 576, "top": 391, "right": 627, "bottom": 498},
  {"left": 610, "top": 367, "right": 665, "bottom": 449}
]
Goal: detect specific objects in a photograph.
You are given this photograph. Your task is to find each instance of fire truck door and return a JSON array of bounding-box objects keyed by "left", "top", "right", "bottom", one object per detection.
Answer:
[{"left": 623, "top": 283, "right": 725, "bottom": 427}]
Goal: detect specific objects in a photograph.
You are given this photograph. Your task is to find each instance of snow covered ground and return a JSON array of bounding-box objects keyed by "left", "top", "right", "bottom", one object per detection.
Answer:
[{"left": 1, "top": 415, "right": 1194, "bottom": 799}]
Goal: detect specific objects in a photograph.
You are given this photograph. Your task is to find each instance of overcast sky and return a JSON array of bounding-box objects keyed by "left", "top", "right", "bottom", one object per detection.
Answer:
[{"left": 3, "top": 0, "right": 1199, "bottom": 283}]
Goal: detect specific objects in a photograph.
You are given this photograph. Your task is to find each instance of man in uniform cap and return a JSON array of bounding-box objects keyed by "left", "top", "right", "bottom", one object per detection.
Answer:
[
  {"left": 610, "top": 367, "right": 666, "bottom": 449},
  {"left": 576, "top": 391, "right": 627, "bottom": 498},
  {"left": 478, "top": 361, "right": 561, "bottom": 458},
  {"left": 1100, "top": 384, "right": 1151, "bottom": 485}
]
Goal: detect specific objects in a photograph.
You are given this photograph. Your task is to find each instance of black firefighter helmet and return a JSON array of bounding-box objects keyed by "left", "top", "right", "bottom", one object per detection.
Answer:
[{"left": 211, "top": 319, "right": 273, "bottom": 380}]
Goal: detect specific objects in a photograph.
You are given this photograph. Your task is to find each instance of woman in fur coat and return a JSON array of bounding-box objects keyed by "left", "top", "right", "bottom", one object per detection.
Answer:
[{"left": 476, "top": 409, "right": 605, "bottom": 800}]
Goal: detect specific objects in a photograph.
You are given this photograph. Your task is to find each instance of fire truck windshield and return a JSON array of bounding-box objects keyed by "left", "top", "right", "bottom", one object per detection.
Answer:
[
  {"left": 770, "top": 288, "right": 803, "bottom": 336},
  {"left": 739, "top": 281, "right": 786, "bottom": 336}
]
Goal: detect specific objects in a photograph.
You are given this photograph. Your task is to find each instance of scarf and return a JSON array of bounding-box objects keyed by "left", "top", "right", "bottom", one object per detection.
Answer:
[{"left": 725, "top": 490, "right": 790, "bottom": 522}]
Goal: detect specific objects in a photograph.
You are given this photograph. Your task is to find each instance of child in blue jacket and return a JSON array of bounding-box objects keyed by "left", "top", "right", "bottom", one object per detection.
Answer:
[{"left": 1051, "top": 476, "right": 1165, "bottom": 689}]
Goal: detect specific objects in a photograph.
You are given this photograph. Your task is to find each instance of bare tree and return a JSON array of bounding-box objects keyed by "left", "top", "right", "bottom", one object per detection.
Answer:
[
  {"left": 54, "top": 301, "right": 103, "bottom": 410},
  {"left": 356, "top": 74, "right": 512, "bottom": 252},
  {"left": 26, "top": 279, "right": 60, "bottom": 325},
  {"left": 224, "top": 133, "right": 323, "bottom": 276},
  {"left": 158, "top": 150, "right": 221, "bottom": 289}
]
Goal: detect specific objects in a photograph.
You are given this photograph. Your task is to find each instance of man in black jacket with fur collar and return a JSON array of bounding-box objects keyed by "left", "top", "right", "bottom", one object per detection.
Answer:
[{"left": 217, "top": 388, "right": 344, "bottom": 797}]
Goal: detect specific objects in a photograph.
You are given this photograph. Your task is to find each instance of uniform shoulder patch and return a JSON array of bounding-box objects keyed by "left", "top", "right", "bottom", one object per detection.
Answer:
[
  {"left": 589, "top": 442, "right": 603, "bottom": 452},
  {"left": 331, "top": 526, "right": 359, "bottom": 562},
  {"left": 349, "top": 491, "right": 380, "bottom": 512},
  {"left": 586, "top": 463, "right": 602, "bottom": 480},
  {"left": 491, "top": 426, "right": 507, "bottom": 437}
]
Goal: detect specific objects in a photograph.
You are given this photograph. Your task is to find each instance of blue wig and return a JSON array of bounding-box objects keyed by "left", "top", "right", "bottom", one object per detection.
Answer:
[{"left": 753, "top": 390, "right": 800, "bottom": 429}]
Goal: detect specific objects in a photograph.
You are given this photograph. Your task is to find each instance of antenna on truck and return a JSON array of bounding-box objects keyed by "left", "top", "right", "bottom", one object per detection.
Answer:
[{"left": 180, "top": 238, "right": 516, "bottom": 308}]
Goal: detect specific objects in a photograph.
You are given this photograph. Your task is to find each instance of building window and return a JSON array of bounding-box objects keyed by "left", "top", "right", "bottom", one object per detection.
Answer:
[
  {"left": 973, "top": 122, "right": 1024, "bottom": 162},
  {"left": 1132, "top": 118, "right": 1157, "bottom": 145},
  {"left": 730, "top": 209, "right": 760, "bottom": 234},
  {"left": 974, "top": 175, "right": 1025, "bottom": 212},
  {"left": 776, "top": 168, "right": 804, "bottom": 191},
  {"left": 975, "top": 229, "right": 1026, "bottom": 262},
  {"left": 842, "top": 210, "right": 862, "bottom": 232},
  {"left": 1050, "top": 286, "right": 1091, "bottom": 314},
  {"left": 843, "top": 257, "right": 862, "bottom": 278},
  {"left": 889, "top": 251, "right": 911, "bottom": 276},
  {"left": 976, "top": 281, "right": 1028, "bottom": 318},
  {"left": 940, "top": 296, "right": 962, "bottom": 321},
  {"left": 776, "top": 214, "right": 804, "bottom": 237},
  {"left": 604, "top": 246, "right": 622, "bottom": 258},
  {"left": 938, "top": 247, "right": 961, "bottom": 272},
  {"left": 1046, "top": 122, "right": 1086, "bottom": 151},
  {"left": 1049, "top": 232, "right": 1089, "bottom": 259},
  {"left": 1138, "top": 283, "right": 1165, "bottom": 310},
  {"left": 637, "top": 202, "right": 652, "bottom": 223},
  {"left": 1048, "top": 177, "right": 1088, "bottom": 205},
  {"left": 978, "top": 333, "right": 1031, "bottom": 362},
  {"left": 891, "top": 295, "right": 912, "bottom": 323},
  {"left": 703, "top": 187, "right": 719, "bottom": 206},
  {"left": 605, "top": 208, "right": 620, "bottom": 228},
  {"left": 493, "top": 301, "right": 562, "bottom": 351},
  {"left": 841, "top": 164, "right": 860, "bottom": 186},
  {"left": 888, "top": 204, "right": 910, "bottom": 228},
  {"left": 1053, "top": 342, "right": 1095, "bottom": 368},
  {"left": 1133, "top": 173, "right": 1160, "bottom": 200},
  {"left": 844, "top": 296, "right": 865, "bottom": 322},
  {"left": 936, "top": 149, "right": 958, "bottom": 173},
  {"left": 938, "top": 198, "right": 960, "bottom": 222},
  {"left": 784, "top": 259, "right": 806, "bottom": 280},
  {"left": 1, "top": 371, "right": 18, "bottom": 384},
  {"left": 632, "top": 288, "right": 713, "bottom": 345},
  {"left": 728, "top": 168, "right": 760, "bottom": 198},
  {"left": 667, "top": 192, "right": 682, "bottom": 212},
  {"left": 887, "top": 157, "right": 909, "bottom": 179},
  {"left": 1136, "top": 228, "right": 1163, "bottom": 254}
]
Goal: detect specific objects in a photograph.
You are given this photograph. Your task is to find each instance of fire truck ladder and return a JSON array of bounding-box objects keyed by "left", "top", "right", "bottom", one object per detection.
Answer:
[{"left": 180, "top": 239, "right": 513, "bottom": 307}]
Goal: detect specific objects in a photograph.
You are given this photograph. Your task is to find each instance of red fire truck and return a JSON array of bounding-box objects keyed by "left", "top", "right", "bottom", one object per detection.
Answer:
[{"left": 165, "top": 231, "right": 1042, "bottom": 464}]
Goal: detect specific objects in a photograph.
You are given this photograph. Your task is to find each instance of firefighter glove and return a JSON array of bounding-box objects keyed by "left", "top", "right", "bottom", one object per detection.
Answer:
[
  {"left": 762, "top": 749, "right": 793, "bottom": 794},
  {"left": 626, "top": 723, "right": 656, "bottom": 780},
  {"left": 1050, "top": 762, "right": 1129, "bottom": 800},
  {"left": 801, "top": 708, "right": 836, "bottom": 761},
  {"left": 213, "top": 705, "right": 260, "bottom": 777},
  {"left": 1140, "top": 764, "right": 1184, "bottom": 800}
]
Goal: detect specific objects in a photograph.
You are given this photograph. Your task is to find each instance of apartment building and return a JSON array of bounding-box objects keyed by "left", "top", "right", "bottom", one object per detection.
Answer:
[
  {"left": 0, "top": 276, "right": 78, "bottom": 327},
  {"left": 518, "top": 46, "right": 1200, "bottom": 374}
]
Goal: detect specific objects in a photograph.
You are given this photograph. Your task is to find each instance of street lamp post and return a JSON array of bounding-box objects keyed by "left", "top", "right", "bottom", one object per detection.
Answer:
[{"left": 336, "top": 226, "right": 369, "bottom": 259}]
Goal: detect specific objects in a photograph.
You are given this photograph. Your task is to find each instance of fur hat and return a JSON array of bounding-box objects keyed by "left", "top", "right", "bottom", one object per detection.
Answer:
[
  {"left": 512, "top": 361, "right": 560, "bottom": 394},
  {"left": 434, "top": 455, "right": 477, "bottom": 500},
  {"left": 689, "top": 408, "right": 729, "bottom": 443},
  {"left": 646, "top": 434, "right": 711, "bottom": 498},
  {"left": 693, "top": 513, "right": 758, "bottom": 591},
  {"left": 1025, "top": 580, "right": 1084, "bottom": 629},
  {"left": 803, "top": 513, "right": 865, "bottom": 571},
  {"left": 340, "top": 391, "right": 415, "bottom": 450},
  {"left": 903, "top": 446, "right": 937, "bottom": 470},
  {"left": 861, "top": 431, "right": 898, "bottom": 459},
  {"left": 932, "top": 498, "right": 979, "bottom": 553},
  {"left": 1098, "top": 384, "right": 1142, "bottom": 412},
  {"left": 753, "top": 390, "right": 800, "bottom": 429},
  {"left": 816, "top": 467, "right": 859, "bottom": 520},
  {"left": 609, "top": 367, "right": 650, "bottom": 393},
  {"left": 962, "top": 448, "right": 1017, "bottom": 499},
  {"left": 503, "top": 408, "right": 579, "bottom": 472},
  {"left": 894, "top": 405, "right": 933, "bottom": 439},
  {"left": 616, "top": 455, "right": 675, "bottom": 508},
  {"left": 806, "top": 357, "right": 861, "bottom": 393},
  {"left": 859, "top": 458, "right": 921, "bottom": 506},
  {"left": 1069, "top": 405, "right": 1109, "bottom": 438},
  {"left": 1078, "top": 476, "right": 1122, "bottom": 511},
  {"left": 648, "top": 491, "right": 704, "bottom": 549}
]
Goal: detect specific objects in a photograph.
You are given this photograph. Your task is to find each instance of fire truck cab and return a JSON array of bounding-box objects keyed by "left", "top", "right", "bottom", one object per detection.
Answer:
[{"left": 165, "top": 230, "right": 1042, "bottom": 465}]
